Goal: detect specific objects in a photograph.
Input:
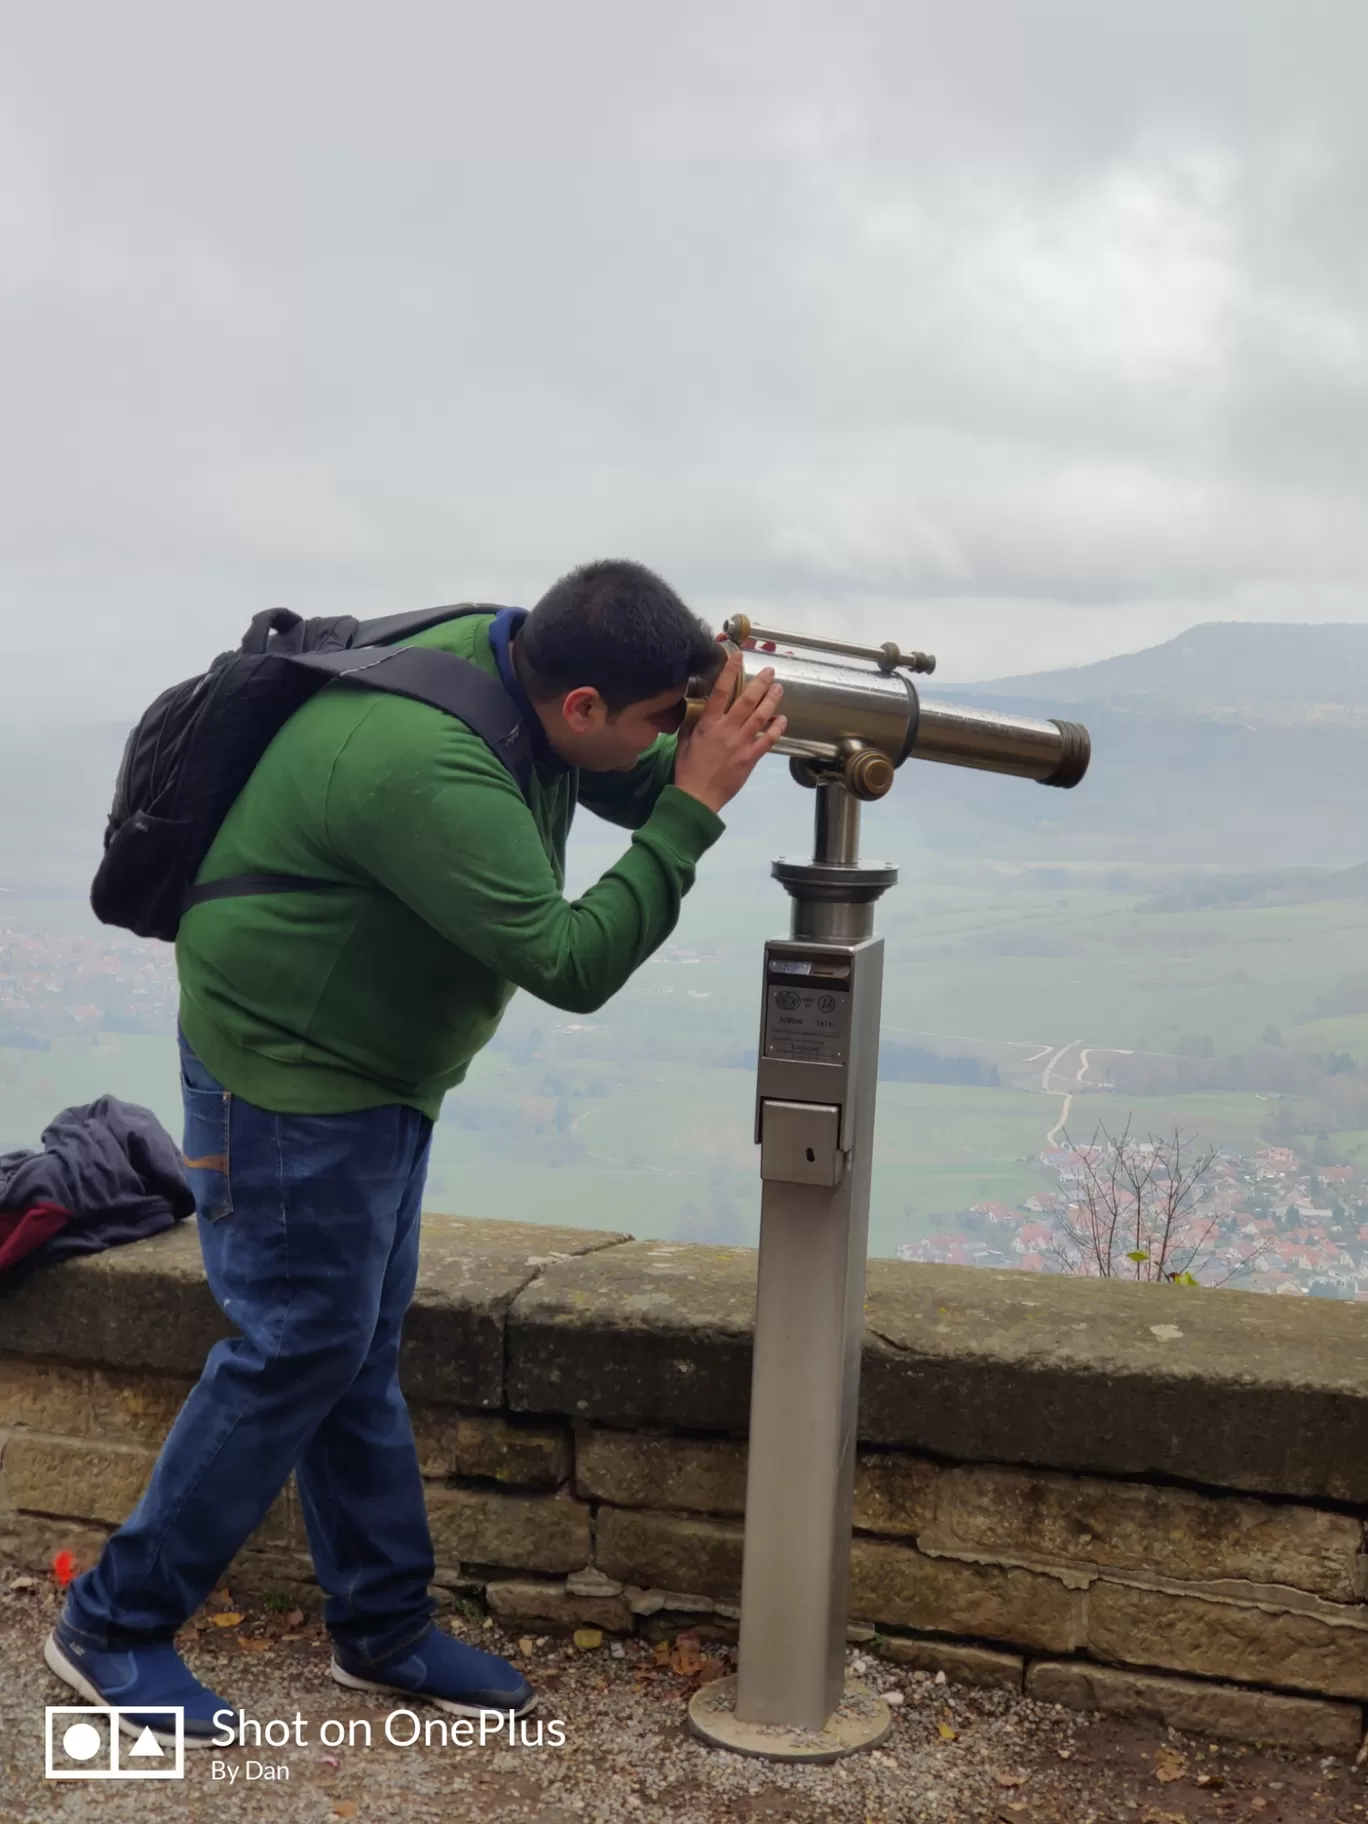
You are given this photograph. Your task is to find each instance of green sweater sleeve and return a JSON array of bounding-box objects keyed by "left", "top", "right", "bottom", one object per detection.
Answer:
[
  {"left": 576, "top": 733, "right": 679, "bottom": 831},
  {"left": 326, "top": 715, "right": 724, "bottom": 1015}
]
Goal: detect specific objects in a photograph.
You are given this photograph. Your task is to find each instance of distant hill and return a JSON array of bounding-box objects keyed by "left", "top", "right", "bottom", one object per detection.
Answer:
[
  {"left": 874, "top": 620, "right": 1368, "bottom": 869},
  {"left": 970, "top": 622, "right": 1368, "bottom": 720},
  {"left": 894, "top": 699, "right": 1368, "bottom": 869},
  {"left": 1141, "top": 859, "right": 1368, "bottom": 912}
]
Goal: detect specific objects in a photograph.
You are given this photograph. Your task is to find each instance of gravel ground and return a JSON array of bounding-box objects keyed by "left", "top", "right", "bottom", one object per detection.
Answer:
[{"left": 3, "top": 1579, "right": 1367, "bottom": 1823}]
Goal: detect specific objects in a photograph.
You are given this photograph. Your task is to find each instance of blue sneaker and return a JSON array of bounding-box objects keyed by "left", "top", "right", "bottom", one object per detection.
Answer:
[
  {"left": 330, "top": 1623, "right": 536, "bottom": 1719},
  {"left": 44, "top": 1616, "right": 234, "bottom": 1749}
]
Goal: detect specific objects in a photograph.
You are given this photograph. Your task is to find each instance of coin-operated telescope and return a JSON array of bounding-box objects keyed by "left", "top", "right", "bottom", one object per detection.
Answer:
[
  {"left": 686, "top": 613, "right": 1090, "bottom": 800},
  {"left": 686, "top": 619, "right": 1091, "bottom": 1764}
]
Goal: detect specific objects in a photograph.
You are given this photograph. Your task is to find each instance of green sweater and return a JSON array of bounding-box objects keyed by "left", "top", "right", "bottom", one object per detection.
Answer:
[{"left": 176, "top": 611, "right": 725, "bottom": 1118}]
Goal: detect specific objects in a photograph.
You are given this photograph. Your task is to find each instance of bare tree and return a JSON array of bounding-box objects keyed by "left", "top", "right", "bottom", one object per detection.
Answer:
[{"left": 1047, "top": 1117, "right": 1270, "bottom": 1287}]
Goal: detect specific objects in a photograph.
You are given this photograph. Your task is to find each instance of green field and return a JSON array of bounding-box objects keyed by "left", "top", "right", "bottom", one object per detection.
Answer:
[
  {"left": 0, "top": 1033, "right": 181, "bottom": 1148},
  {"left": 1058, "top": 1090, "right": 1281, "bottom": 1156},
  {"left": 612, "top": 874, "right": 1368, "bottom": 1065},
  {"left": 427, "top": 1070, "right": 1287, "bottom": 1258},
  {"left": 876, "top": 893, "right": 1368, "bottom": 1056},
  {"left": 1285, "top": 1013, "right": 1368, "bottom": 1056},
  {"left": 1310, "top": 1129, "right": 1368, "bottom": 1163},
  {"left": 428, "top": 1070, "right": 1055, "bottom": 1257}
]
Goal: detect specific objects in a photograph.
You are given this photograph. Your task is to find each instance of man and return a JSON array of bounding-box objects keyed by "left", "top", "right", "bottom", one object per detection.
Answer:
[{"left": 45, "top": 559, "right": 785, "bottom": 1742}]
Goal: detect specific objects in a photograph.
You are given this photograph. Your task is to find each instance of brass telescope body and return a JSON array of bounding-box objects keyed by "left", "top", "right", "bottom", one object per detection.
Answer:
[{"left": 683, "top": 613, "right": 1090, "bottom": 800}]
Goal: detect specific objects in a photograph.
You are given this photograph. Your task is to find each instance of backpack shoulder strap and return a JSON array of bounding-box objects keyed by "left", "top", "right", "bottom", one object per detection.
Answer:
[
  {"left": 181, "top": 640, "right": 536, "bottom": 918},
  {"left": 283, "top": 645, "right": 535, "bottom": 798}
]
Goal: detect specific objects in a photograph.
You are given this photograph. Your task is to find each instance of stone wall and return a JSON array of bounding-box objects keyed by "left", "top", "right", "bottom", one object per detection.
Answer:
[{"left": 5, "top": 1214, "right": 1368, "bottom": 1756}]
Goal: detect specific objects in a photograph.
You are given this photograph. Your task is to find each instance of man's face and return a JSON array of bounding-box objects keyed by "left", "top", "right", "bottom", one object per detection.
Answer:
[{"left": 546, "top": 683, "right": 689, "bottom": 771}]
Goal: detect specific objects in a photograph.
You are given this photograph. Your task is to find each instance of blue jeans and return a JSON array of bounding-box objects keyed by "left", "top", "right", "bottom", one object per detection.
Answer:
[{"left": 62, "top": 1030, "right": 439, "bottom": 1668}]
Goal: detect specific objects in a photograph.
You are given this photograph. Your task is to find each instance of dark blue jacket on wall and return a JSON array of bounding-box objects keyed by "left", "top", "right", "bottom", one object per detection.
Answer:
[{"left": 0, "top": 1097, "right": 193, "bottom": 1290}]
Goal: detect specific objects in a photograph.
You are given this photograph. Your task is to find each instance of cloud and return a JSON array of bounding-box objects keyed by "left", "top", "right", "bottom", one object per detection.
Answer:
[{"left": 1, "top": 0, "right": 1364, "bottom": 715}]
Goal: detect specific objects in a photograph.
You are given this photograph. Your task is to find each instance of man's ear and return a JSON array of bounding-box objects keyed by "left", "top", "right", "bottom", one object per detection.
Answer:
[{"left": 559, "top": 686, "right": 606, "bottom": 731}]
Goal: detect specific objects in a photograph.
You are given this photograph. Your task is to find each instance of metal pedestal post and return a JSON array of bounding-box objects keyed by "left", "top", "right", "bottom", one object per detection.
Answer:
[{"left": 690, "top": 781, "right": 896, "bottom": 1762}]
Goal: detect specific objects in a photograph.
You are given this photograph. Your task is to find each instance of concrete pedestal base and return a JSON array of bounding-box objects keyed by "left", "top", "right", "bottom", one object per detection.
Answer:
[{"left": 687, "top": 1676, "right": 892, "bottom": 1764}]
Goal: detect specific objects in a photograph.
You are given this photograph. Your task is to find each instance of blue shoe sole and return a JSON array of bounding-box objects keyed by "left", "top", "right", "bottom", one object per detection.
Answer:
[
  {"left": 43, "top": 1630, "right": 221, "bottom": 1750},
  {"left": 329, "top": 1655, "right": 538, "bottom": 1721}
]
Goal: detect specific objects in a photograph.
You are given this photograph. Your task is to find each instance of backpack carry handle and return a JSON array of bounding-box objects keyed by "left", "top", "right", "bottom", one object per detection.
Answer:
[{"left": 241, "top": 608, "right": 303, "bottom": 654}]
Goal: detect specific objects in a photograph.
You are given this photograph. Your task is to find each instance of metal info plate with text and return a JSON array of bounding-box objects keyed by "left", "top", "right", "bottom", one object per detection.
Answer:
[{"left": 762, "top": 955, "right": 852, "bottom": 1065}]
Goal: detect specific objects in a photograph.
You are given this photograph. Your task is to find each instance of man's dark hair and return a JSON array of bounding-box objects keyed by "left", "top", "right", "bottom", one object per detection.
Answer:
[{"left": 518, "top": 559, "right": 721, "bottom": 714}]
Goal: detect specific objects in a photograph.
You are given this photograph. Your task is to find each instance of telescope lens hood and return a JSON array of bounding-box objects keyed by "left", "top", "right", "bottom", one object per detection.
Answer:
[{"left": 1042, "top": 720, "right": 1091, "bottom": 788}]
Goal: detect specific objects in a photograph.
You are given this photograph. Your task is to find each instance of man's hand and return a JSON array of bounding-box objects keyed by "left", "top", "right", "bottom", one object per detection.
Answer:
[{"left": 674, "top": 648, "right": 786, "bottom": 816}]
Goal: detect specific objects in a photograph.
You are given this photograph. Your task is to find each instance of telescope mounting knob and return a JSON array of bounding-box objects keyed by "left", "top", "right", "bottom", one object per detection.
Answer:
[{"left": 841, "top": 745, "right": 895, "bottom": 801}]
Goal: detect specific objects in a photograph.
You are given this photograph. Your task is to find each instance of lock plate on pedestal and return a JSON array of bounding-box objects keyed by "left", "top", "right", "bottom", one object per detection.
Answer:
[{"left": 759, "top": 1100, "right": 844, "bottom": 1187}]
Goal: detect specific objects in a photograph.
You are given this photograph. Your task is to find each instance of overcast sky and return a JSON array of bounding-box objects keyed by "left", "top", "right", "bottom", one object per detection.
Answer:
[{"left": 2, "top": 0, "right": 1365, "bottom": 720}]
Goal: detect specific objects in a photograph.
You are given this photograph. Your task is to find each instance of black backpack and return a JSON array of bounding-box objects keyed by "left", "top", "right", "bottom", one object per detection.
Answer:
[{"left": 90, "top": 603, "right": 535, "bottom": 944}]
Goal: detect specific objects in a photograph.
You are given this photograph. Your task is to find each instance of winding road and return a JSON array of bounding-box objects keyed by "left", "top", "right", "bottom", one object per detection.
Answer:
[
  {"left": 1038, "top": 1038, "right": 1084, "bottom": 1148},
  {"left": 889, "top": 1028, "right": 1135, "bottom": 1150},
  {"left": 1040, "top": 1040, "right": 1137, "bottom": 1148}
]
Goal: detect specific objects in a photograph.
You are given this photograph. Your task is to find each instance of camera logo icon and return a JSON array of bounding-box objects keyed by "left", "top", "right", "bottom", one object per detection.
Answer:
[{"left": 45, "top": 1705, "right": 185, "bottom": 1779}]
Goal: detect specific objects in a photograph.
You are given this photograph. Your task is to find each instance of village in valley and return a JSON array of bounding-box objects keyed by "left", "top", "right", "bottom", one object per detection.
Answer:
[
  {"left": 898, "top": 1139, "right": 1368, "bottom": 1299},
  {"left": 0, "top": 923, "right": 176, "bottom": 1044}
]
